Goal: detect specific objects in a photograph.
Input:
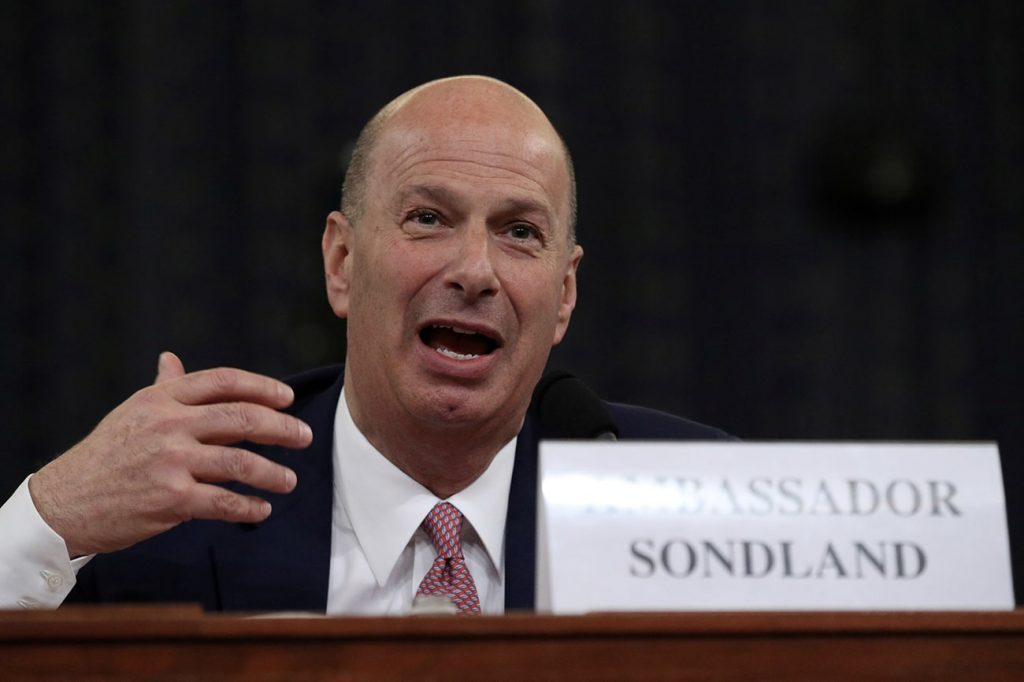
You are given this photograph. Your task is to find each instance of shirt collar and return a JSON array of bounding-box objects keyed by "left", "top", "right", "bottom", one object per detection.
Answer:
[{"left": 333, "top": 387, "right": 516, "bottom": 587}]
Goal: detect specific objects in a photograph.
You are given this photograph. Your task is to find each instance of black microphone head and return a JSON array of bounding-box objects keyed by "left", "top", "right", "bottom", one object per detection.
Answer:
[{"left": 532, "top": 369, "right": 619, "bottom": 440}]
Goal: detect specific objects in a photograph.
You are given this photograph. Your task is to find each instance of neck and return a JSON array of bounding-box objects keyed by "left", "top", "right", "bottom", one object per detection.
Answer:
[{"left": 343, "top": 380, "right": 523, "bottom": 499}]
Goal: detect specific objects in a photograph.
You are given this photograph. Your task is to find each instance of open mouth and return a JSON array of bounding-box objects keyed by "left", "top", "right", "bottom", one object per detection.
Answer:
[{"left": 419, "top": 324, "right": 500, "bottom": 361}]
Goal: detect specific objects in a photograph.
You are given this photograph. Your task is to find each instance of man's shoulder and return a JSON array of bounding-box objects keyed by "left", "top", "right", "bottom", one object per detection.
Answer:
[
  {"left": 607, "top": 401, "right": 737, "bottom": 441},
  {"left": 284, "top": 364, "right": 344, "bottom": 399},
  {"left": 278, "top": 365, "right": 345, "bottom": 417}
]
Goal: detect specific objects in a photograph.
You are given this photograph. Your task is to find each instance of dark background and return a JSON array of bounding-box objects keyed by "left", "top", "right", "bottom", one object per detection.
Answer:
[{"left": 2, "top": 2, "right": 1021, "bottom": 596}]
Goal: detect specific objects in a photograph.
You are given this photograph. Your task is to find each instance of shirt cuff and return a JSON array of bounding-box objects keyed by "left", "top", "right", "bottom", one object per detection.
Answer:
[{"left": 0, "top": 476, "right": 93, "bottom": 609}]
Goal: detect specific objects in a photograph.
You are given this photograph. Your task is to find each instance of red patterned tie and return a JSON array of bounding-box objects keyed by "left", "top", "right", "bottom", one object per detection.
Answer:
[{"left": 416, "top": 502, "right": 481, "bottom": 615}]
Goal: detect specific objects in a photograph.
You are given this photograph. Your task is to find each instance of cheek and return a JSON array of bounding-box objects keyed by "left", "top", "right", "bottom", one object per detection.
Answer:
[
  {"left": 356, "top": 247, "right": 434, "bottom": 326},
  {"left": 507, "top": 270, "right": 565, "bottom": 335}
]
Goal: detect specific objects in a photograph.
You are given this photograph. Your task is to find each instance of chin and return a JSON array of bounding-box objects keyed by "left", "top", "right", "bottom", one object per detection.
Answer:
[{"left": 407, "top": 383, "right": 504, "bottom": 430}]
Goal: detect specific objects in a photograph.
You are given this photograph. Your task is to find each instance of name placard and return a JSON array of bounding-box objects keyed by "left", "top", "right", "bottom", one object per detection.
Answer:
[{"left": 536, "top": 442, "right": 1012, "bottom": 613}]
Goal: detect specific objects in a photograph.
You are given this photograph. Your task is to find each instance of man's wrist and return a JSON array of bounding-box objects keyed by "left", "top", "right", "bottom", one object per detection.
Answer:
[{"left": 0, "top": 477, "right": 88, "bottom": 608}]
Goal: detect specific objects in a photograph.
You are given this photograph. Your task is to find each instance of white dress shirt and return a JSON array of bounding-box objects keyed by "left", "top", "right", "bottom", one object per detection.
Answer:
[
  {"left": 0, "top": 478, "right": 89, "bottom": 608},
  {"left": 0, "top": 387, "right": 517, "bottom": 613},
  {"left": 328, "top": 387, "right": 514, "bottom": 615}
]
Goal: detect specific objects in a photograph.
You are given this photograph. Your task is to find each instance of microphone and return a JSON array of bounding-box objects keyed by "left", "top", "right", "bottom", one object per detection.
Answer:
[{"left": 532, "top": 369, "right": 619, "bottom": 441}]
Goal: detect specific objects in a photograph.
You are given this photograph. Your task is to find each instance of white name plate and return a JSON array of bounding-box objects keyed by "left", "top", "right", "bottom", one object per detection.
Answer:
[{"left": 536, "top": 442, "right": 1012, "bottom": 613}]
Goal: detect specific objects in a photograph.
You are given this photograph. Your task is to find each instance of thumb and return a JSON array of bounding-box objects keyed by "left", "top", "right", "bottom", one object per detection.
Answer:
[{"left": 155, "top": 351, "right": 186, "bottom": 384}]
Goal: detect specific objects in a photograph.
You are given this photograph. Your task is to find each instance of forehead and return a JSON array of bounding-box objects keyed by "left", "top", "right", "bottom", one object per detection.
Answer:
[{"left": 366, "top": 89, "right": 571, "bottom": 229}]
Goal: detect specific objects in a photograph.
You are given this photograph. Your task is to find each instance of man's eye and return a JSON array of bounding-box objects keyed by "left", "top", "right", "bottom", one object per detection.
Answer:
[
  {"left": 507, "top": 224, "right": 539, "bottom": 241},
  {"left": 411, "top": 210, "right": 441, "bottom": 226}
]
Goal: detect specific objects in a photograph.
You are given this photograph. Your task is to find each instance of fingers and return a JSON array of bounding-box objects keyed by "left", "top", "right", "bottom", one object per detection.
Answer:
[
  {"left": 190, "top": 445, "right": 297, "bottom": 494},
  {"left": 155, "top": 351, "right": 186, "bottom": 384},
  {"left": 163, "top": 366, "right": 296, "bottom": 409},
  {"left": 187, "top": 484, "right": 274, "bottom": 524},
  {"left": 29, "top": 356, "right": 310, "bottom": 555},
  {"left": 149, "top": 355, "right": 302, "bottom": 444},
  {"left": 191, "top": 402, "right": 314, "bottom": 448}
]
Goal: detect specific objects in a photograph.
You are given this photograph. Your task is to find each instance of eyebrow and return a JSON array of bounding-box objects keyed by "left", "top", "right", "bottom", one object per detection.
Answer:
[
  {"left": 493, "top": 196, "right": 553, "bottom": 224},
  {"left": 398, "top": 184, "right": 553, "bottom": 225},
  {"left": 398, "top": 184, "right": 464, "bottom": 211}
]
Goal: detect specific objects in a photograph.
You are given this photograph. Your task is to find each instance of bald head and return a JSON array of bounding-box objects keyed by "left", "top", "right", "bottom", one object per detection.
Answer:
[{"left": 341, "top": 76, "right": 577, "bottom": 242}]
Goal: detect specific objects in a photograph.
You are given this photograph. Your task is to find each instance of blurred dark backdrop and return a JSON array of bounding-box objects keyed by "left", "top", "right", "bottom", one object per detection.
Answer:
[{"left": 2, "top": 2, "right": 1021, "bottom": 593}]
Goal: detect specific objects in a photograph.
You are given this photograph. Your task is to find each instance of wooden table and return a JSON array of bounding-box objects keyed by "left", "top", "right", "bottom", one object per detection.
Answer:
[{"left": 4, "top": 606, "right": 1024, "bottom": 680}]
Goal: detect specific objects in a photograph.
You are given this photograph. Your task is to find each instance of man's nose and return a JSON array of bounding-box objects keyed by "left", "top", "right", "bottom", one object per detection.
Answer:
[{"left": 444, "top": 225, "right": 500, "bottom": 300}]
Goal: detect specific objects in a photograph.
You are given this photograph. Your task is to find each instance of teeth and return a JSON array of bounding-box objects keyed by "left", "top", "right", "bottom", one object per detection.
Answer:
[
  {"left": 435, "top": 346, "right": 480, "bottom": 361},
  {"left": 434, "top": 324, "right": 477, "bottom": 335}
]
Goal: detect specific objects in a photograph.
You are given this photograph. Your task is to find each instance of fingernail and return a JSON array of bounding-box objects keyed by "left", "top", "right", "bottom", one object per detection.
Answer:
[
  {"left": 279, "top": 384, "right": 294, "bottom": 402},
  {"left": 301, "top": 422, "right": 313, "bottom": 441},
  {"left": 285, "top": 469, "right": 297, "bottom": 490},
  {"left": 260, "top": 501, "right": 272, "bottom": 518}
]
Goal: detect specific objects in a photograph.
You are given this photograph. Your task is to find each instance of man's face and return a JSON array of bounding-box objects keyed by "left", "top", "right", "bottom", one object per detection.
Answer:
[{"left": 324, "top": 83, "right": 582, "bottom": 442}]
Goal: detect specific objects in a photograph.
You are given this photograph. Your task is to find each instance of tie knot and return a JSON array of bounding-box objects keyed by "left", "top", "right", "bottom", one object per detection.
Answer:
[{"left": 422, "top": 502, "right": 464, "bottom": 560}]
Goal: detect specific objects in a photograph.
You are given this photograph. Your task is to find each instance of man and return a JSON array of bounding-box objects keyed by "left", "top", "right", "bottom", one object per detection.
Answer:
[{"left": 0, "top": 76, "right": 729, "bottom": 614}]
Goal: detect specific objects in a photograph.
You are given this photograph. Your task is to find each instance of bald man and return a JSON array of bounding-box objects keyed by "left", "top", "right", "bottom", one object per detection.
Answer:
[{"left": 0, "top": 76, "right": 728, "bottom": 613}]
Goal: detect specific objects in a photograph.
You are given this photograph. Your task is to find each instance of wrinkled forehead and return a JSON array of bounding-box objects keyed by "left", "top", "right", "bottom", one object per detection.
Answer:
[
  {"left": 368, "top": 80, "right": 572, "bottom": 226},
  {"left": 375, "top": 118, "right": 566, "bottom": 182}
]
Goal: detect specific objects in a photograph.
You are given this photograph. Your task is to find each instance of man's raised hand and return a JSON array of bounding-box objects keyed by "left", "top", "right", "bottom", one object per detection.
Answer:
[{"left": 28, "top": 352, "right": 312, "bottom": 558}]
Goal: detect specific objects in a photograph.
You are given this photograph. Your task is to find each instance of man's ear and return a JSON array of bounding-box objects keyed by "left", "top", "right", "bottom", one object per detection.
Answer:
[
  {"left": 322, "top": 211, "right": 354, "bottom": 319},
  {"left": 552, "top": 244, "right": 583, "bottom": 345}
]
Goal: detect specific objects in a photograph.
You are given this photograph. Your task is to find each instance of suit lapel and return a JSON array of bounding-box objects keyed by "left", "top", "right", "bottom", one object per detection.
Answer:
[
  {"left": 504, "top": 410, "right": 538, "bottom": 611},
  {"left": 212, "top": 370, "right": 343, "bottom": 612}
]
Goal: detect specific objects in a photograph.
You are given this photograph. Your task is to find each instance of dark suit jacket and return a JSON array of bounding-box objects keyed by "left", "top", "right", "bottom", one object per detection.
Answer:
[{"left": 68, "top": 366, "right": 733, "bottom": 612}]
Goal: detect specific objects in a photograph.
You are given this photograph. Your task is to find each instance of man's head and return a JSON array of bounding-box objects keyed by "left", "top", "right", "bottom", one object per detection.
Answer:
[
  {"left": 321, "top": 76, "right": 582, "bottom": 469},
  {"left": 341, "top": 77, "right": 578, "bottom": 244}
]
